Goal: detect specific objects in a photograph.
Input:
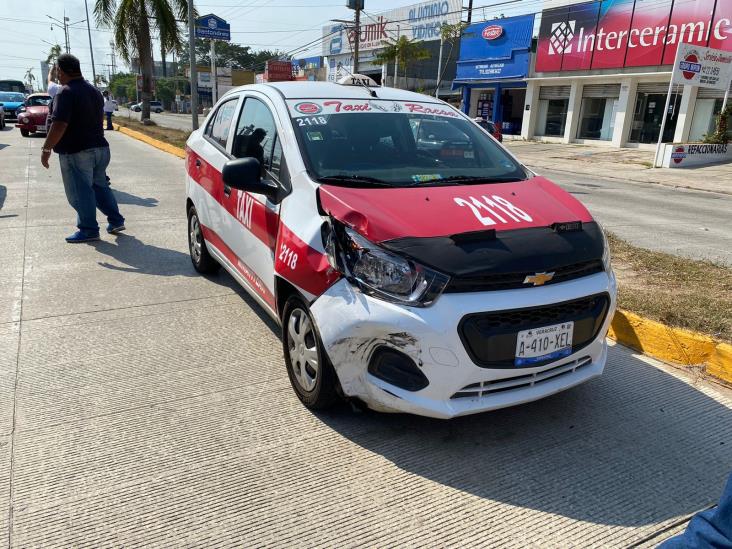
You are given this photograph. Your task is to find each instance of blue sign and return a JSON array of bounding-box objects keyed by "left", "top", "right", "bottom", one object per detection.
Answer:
[
  {"left": 195, "top": 14, "right": 231, "bottom": 41},
  {"left": 455, "top": 14, "right": 534, "bottom": 82}
]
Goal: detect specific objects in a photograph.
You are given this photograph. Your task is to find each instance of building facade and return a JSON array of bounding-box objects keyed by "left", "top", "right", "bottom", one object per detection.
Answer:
[
  {"left": 521, "top": 0, "right": 732, "bottom": 147},
  {"left": 453, "top": 14, "right": 535, "bottom": 138}
]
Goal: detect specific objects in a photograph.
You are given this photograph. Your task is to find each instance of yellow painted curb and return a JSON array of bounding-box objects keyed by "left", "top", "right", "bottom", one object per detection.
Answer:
[
  {"left": 609, "top": 309, "right": 730, "bottom": 385},
  {"left": 113, "top": 124, "right": 732, "bottom": 386},
  {"left": 114, "top": 124, "right": 186, "bottom": 159}
]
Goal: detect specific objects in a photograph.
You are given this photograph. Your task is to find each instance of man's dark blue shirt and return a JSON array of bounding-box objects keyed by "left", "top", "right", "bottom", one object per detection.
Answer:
[{"left": 49, "top": 78, "right": 108, "bottom": 155}]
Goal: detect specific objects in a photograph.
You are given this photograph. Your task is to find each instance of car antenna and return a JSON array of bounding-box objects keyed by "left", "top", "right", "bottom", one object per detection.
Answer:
[{"left": 338, "top": 66, "right": 378, "bottom": 98}]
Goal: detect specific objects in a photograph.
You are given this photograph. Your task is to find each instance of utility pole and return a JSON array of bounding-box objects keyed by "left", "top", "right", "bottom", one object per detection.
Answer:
[
  {"left": 394, "top": 24, "right": 400, "bottom": 88},
  {"left": 47, "top": 13, "right": 80, "bottom": 53},
  {"left": 210, "top": 40, "right": 217, "bottom": 104},
  {"left": 108, "top": 43, "right": 117, "bottom": 80},
  {"left": 83, "top": 0, "right": 97, "bottom": 86},
  {"left": 467, "top": 0, "right": 474, "bottom": 23},
  {"left": 188, "top": 0, "right": 199, "bottom": 129},
  {"left": 353, "top": 3, "right": 361, "bottom": 74}
]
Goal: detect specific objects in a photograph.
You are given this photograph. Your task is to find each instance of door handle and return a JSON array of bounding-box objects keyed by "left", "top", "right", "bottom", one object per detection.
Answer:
[
  {"left": 223, "top": 184, "right": 231, "bottom": 197},
  {"left": 195, "top": 158, "right": 201, "bottom": 168}
]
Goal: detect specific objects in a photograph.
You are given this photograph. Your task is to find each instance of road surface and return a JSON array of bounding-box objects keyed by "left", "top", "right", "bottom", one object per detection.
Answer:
[{"left": 0, "top": 124, "right": 730, "bottom": 546}]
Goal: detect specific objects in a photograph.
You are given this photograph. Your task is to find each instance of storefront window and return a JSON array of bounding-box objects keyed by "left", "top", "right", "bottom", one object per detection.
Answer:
[
  {"left": 628, "top": 92, "right": 680, "bottom": 144},
  {"left": 577, "top": 97, "right": 617, "bottom": 140},
  {"left": 536, "top": 99, "right": 568, "bottom": 137},
  {"left": 499, "top": 88, "right": 526, "bottom": 135},
  {"left": 689, "top": 98, "right": 732, "bottom": 142}
]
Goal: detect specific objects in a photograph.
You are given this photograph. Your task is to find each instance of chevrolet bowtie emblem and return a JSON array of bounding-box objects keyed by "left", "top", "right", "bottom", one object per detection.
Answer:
[{"left": 524, "top": 272, "right": 555, "bottom": 286}]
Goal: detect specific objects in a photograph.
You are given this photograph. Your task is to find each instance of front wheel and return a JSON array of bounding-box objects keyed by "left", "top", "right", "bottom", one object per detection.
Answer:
[
  {"left": 20, "top": 129, "right": 29, "bottom": 137},
  {"left": 282, "top": 296, "right": 339, "bottom": 410},
  {"left": 187, "top": 205, "right": 220, "bottom": 274}
]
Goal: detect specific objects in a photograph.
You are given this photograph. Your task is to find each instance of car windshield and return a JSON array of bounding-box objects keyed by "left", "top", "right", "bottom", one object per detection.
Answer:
[
  {"left": 27, "top": 96, "right": 51, "bottom": 107},
  {"left": 288, "top": 99, "right": 527, "bottom": 187},
  {"left": 0, "top": 92, "right": 24, "bottom": 102}
]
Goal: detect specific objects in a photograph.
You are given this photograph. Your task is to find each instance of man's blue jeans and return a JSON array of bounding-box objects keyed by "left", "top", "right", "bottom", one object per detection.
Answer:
[{"left": 58, "top": 146, "right": 124, "bottom": 236}]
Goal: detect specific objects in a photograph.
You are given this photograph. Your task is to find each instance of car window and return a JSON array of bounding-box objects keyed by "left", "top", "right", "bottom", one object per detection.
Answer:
[
  {"left": 289, "top": 99, "right": 526, "bottom": 187},
  {"left": 232, "top": 97, "right": 279, "bottom": 178},
  {"left": 206, "top": 99, "right": 238, "bottom": 150},
  {"left": 27, "top": 96, "right": 51, "bottom": 107}
]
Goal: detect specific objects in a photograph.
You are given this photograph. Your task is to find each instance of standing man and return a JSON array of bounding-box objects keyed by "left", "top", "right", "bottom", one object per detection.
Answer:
[
  {"left": 40, "top": 54, "right": 125, "bottom": 243},
  {"left": 102, "top": 91, "right": 115, "bottom": 131}
]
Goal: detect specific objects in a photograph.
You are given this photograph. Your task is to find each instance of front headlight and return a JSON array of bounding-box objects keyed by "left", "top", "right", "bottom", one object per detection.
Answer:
[
  {"left": 327, "top": 224, "right": 449, "bottom": 307},
  {"left": 21, "top": 117, "right": 29, "bottom": 124},
  {"left": 601, "top": 225, "right": 612, "bottom": 272}
]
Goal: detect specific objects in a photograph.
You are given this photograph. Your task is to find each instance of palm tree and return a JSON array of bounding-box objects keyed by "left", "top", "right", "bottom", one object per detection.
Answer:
[
  {"left": 374, "top": 35, "right": 431, "bottom": 89},
  {"left": 45, "top": 44, "right": 63, "bottom": 66},
  {"left": 435, "top": 22, "right": 467, "bottom": 93},
  {"left": 24, "top": 68, "right": 36, "bottom": 91},
  {"left": 94, "top": 0, "right": 190, "bottom": 121}
]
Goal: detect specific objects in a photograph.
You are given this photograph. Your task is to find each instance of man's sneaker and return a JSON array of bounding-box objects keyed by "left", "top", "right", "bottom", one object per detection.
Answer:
[
  {"left": 65, "top": 231, "right": 100, "bottom": 243},
  {"left": 107, "top": 223, "right": 126, "bottom": 234}
]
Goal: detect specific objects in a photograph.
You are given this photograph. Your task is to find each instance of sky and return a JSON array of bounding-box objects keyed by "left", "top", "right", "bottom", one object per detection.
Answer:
[{"left": 0, "top": 0, "right": 549, "bottom": 85}]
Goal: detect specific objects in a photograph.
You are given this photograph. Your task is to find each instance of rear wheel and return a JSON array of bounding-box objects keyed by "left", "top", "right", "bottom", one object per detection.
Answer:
[
  {"left": 282, "top": 296, "right": 339, "bottom": 410},
  {"left": 20, "top": 129, "right": 29, "bottom": 137},
  {"left": 187, "top": 205, "right": 220, "bottom": 274}
]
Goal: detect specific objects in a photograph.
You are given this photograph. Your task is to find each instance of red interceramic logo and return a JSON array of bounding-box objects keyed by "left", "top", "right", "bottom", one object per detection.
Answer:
[
  {"left": 482, "top": 25, "right": 504, "bottom": 40},
  {"left": 294, "top": 102, "right": 322, "bottom": 114}
]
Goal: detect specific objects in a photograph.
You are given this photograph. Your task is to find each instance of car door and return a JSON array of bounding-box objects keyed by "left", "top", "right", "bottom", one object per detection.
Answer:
[
  {"left": 189, "top": 95, "right": 241, "bottom": 250},
  {"left": 219, "top": 94, "right": 290, "bottom": 310}
]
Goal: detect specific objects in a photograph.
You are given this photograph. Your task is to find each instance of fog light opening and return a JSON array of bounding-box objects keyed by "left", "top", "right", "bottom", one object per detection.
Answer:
[{"left": 368, "top": 346, "right": 429, "bottom": 392}]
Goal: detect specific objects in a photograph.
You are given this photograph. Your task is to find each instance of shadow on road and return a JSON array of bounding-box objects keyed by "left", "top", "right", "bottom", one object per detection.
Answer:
[
  {"left": 93, "top": 233, "right": 211, "bottom": 277},
  {"left": 112, "top": 189, "right": 159, "bottom": 208},
  {"left": 315, "top": 346, "right": 732, "bottom": 528}
]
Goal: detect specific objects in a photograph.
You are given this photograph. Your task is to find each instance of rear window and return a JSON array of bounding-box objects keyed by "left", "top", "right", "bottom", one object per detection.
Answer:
[{"left": 288, "top": 99, "right": 526, "bottom": 187}]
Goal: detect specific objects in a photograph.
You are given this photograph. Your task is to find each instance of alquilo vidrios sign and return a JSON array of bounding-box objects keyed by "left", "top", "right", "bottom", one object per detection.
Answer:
[{"left": 536, "top": 0, "right": 732, "bottom": 72}]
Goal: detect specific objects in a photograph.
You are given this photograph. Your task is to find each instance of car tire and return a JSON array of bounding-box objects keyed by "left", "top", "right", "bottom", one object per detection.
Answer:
[
  {"left": 20, "top": 129, "right": 29, "bottom": 137},
  {"left": 187, "top": 205, "right": 220, "bottom": 274},
  {"left": 282, "top": 296, "right": 339, "bottom": 410}
]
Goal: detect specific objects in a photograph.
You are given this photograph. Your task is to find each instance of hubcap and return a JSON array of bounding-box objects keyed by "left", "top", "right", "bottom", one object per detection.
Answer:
[
  {"left": 287, "top": 308, "right": 319, "bottom": 392},
  {"left": 189, "top": 214, "right": 202, "bottom": 263}
]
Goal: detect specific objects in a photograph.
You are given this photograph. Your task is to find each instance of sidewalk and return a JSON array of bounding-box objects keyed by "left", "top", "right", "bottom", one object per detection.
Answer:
[{"left": 505, "top": 141, "right": 732, "bottom": 195}]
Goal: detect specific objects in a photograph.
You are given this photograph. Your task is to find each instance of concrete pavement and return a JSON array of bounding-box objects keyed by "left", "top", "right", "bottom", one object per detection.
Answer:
[
  {"left": 0, "top": 124, "right": 731, "bottom": 546},
  {"left": 506, "top": 140, "right": 732, "bottom": 196}
]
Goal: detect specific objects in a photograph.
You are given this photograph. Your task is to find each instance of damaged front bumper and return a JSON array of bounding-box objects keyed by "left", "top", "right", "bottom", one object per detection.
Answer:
[{"left": 310, "top": 271, "right": 617, "bottom": 419}]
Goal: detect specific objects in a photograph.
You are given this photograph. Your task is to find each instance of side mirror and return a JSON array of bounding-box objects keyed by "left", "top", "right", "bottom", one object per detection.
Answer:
[{"left": 222, "top": 157, "right": 280, "bottom": 201}]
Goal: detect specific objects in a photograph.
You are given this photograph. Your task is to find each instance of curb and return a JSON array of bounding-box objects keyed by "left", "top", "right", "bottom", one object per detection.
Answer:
[
  {"left": 113, "top": 124, "right": 186, "bottom": 159},
  {"left": 609, "top": 309, "right": 731, "bottom": 385},
  {"left": 113, "top": 125, "right": 732, "bottom": 386}
]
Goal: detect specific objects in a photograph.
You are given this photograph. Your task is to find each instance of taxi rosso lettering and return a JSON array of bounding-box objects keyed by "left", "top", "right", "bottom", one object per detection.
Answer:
[
  {"left": 322, "top": 101, "right": 371, "bottom": 112},
  {"left": 404, "top": 103, "right": 458, "bottom": 117},
  {"left": 454, "top": 195, "right": 533, "bottom": 226}
]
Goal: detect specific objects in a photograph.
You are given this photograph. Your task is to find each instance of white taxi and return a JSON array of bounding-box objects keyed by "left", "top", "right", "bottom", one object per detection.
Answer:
[{"left": 185, "top": 76, "right": 616, "bottom": 419}]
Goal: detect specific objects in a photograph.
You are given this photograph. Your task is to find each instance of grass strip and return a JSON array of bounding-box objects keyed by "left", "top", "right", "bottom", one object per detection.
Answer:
[
  {"left": 609, "top": 233, "right": 731, "bottom": 342},
  {"left": 113, "top": 116, "right": 190, "bottom": 150}
]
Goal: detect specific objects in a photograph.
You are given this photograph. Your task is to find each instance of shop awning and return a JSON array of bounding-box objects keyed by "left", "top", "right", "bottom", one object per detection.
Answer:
[{"left": 451, "top": 79, "right": 527, "bottom": 91}]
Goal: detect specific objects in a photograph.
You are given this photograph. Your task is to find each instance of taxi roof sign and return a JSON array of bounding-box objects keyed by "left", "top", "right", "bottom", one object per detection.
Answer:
[{"left": 337, "top": 74, "right": 378, "bottom": 87}]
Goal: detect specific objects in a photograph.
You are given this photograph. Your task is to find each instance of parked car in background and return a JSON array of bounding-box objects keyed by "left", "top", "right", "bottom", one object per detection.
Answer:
[
  {"left": 0, "top": 104, "right": 5, "bottom": 129},
  {"left": 16, "top": 93, "right": 52, "bottom": 136},
  {"left": 131, "top": 100, "right": 163, "bottom": 113},
  {"left": 475, "top": 117, "right": 503, "bottom": 142},
  {"left": 0, "top": 92, "right": 26, "bottom": 120}
]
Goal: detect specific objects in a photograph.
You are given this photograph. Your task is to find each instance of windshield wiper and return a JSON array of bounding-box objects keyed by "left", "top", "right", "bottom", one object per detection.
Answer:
[
  {"left": 317, "top": 175, "right": 393, "bottom": 188},
  {"left": 433, "top": 175, "right": 526, "bottom": 185}
]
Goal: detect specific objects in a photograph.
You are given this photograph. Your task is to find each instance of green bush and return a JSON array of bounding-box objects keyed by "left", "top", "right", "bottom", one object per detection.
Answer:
[{"left": 703, "top": 103, "right": 732, "bottom": 144}]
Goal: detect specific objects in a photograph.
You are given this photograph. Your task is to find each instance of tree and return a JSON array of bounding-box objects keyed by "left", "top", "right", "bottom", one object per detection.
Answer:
[
  {"left": 703, "top": 103, "right": 732, "bottom": 145},
  {"left": 95, "top": 0, "right": 190, "bottom": 121},
  {"left": 45, "top": 44, "right": 63, "bottom": 66},
  {"left": 95, "top": 74, "right": 108, "bottom": 87},
  {"left": 24, "top": 68, "right": 36, "bottom": 91},
  {"left": 373, "top": 35, "right": 431, "bottom": 89},
  {"left": 178, "top": 39, "right": 286, "bottom": 71},
  {"left": 108, "top": 72, "right": 137, "bottom": 103},
  {"left": 435, "top": 22, "right": 468, "bottom": 92}
]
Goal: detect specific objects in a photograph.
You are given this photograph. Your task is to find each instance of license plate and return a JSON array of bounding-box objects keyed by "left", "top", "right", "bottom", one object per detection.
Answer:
[
  {"left": 36, "top": 125, "right": 47, "bottom": 132},
  {"left": 515, "top": 321, "right": 574, "bottom": 366}
]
